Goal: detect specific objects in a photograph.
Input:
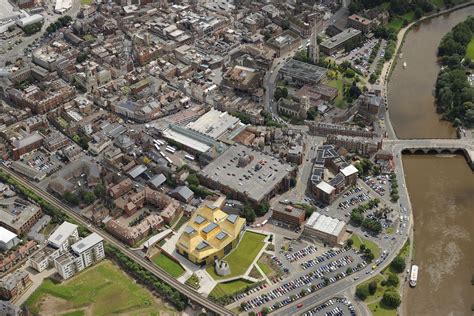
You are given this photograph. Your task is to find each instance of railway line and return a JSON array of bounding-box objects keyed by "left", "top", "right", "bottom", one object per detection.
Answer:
[{"left": 0, "top": 165, "right": 233, "bottom": 316}]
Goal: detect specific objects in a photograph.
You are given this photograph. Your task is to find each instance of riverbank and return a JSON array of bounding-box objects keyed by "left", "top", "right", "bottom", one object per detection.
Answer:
[{"left": 379, "top": 1, "right": 474, "bottom": 140}]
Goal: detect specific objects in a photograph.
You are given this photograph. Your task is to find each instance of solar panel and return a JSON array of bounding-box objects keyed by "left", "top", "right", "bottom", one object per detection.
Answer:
[
  {"left": 226, "top": 214, "right": 238, "bottom": 224},
  {"left": 216, "top": 231, "right": 228, "bottom": 240},
  {"left": 194, "top": 215, "right": 206, "bottom": 224},
  {"left": 202, "top": 222, "right": 218, "bottom": 234}
]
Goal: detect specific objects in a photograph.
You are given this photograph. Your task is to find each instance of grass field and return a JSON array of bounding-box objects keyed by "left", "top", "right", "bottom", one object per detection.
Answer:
[
  {"left": 209, "top": 279, "right": 254, "bottom": 298},
  {"left": 368, "top": 301, "right": 397, "bottom": 316},
  {"left": 80, "top": 0, "right": 92, "bottom": 4},
  {"left": 350, "top": 234, "right": 381, "bottom": 258},
  {"left": 466, "top": 38, "right": 474, "bottom": 59},
  {"left": 326, "top": 78, "right": 347, "bottom": 108},
  {"left": 152, "top": 253, "right": 185, "bottom": 278},
  {"left": 25, "top": 260, "right": 176, "bottom": 315},
  {"left": 257, "top": 253, "right": 281, "bottom": 279},
  {"left": 360, "top": 275, "right": 385, "bottom": 302},
  {"left": 206, "top": 231, "right": 266, "bottom": 280}
]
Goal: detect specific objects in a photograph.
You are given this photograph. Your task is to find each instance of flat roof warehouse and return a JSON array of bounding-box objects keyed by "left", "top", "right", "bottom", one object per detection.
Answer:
[{"left": 200, "top": 144, "right": 295, "bottom": 203}]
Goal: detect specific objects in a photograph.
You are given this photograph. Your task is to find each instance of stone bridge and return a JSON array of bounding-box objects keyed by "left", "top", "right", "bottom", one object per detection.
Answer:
[{"left": 384, "top": 139, "right": 474, "bottom": 169}]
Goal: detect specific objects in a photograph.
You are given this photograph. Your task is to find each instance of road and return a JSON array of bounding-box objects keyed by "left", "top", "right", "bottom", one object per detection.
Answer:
[
  {"left": 1, "top": 0, "right": 82, "bottom": 64},
  {"left": 0, "top": 166, "right": 233, "bottom": 315}
]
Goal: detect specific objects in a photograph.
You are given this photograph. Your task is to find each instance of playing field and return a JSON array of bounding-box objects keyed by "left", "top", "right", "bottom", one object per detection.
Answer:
[
  {"left": 152, "top": 253, "right": 185, "bottom": 278},
  {"left": 206, "top": 231, "right": 266, "bottom": 280},
  {"left": 25, "top": 260, "right": 177, "bottom": 315}
]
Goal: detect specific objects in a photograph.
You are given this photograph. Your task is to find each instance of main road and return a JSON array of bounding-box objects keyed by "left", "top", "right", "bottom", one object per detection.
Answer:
[{"left": 0, "top": 166, "right": 233, "bottom": 315}]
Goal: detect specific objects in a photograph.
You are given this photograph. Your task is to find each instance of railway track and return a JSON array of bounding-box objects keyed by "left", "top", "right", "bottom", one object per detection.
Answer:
[{"left": 0, "top": 166, "right": 233, "bottom": 315}]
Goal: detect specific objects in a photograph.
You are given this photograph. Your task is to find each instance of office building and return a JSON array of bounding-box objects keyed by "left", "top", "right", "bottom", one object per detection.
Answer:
[
  {"left": 279, "top": 59, "right": 327, "bottom": 87},
  {"left": 272, "top": 206, "right": 305, "bottom": 228},
  {"left": 320, "top": 28, "right": 362, "bottom": 55}
]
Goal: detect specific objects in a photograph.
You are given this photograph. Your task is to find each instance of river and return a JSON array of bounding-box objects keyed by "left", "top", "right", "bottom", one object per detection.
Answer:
[
  {"left": 387, "top": 5, "right": 474, "bottom": 316},
  {"left": 388, "top": 6, "right": 474, "bottom": 139}
]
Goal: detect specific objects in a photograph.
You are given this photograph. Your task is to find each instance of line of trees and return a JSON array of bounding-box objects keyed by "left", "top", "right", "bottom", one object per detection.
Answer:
[
  {"left": 435, "top": 17, "right": 474, "bottom": 127},
  {"left": 45, "top": 15, "right": 72, "bottom": 35},
  {"left": 105, "top": 244, "right": 188, "bottom": 310}
]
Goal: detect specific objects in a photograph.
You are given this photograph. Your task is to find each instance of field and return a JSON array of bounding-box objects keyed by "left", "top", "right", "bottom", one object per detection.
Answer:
[
  {"left": 152, "top": 253, "right": 185, "bottom": 278},
  {"left": 325, "top": 78, "right": 347, "bottom": 108},
  {"left": 466, "top": 38, "right": 474, "bottom": 60},
  {"left": 350, "top": 234, "right": 381, "bottom": 258},
  {"left": 209, "top": 279, "right": 254, "bottom": 298},
  {"left": 80, "top": 0, "right": 92, "bottom": 4},
  {"left": 206, "top": 231, "right": 266, "bottom": 280},
  {"left": 25, "top": 260, "right": 177, "bottom": 315},
  {"left": 257, "top": 253, "right": 281, "bottom": 279}
]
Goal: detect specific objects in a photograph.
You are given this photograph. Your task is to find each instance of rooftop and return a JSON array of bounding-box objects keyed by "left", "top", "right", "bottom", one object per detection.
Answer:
[
  {"left": 279, "top": 59, "right": 327, "bottom": 84},
  {"left": 305, "top": 212, "right": 346, "bottom": 236},
  {"left": 48, "top": 221, "right": 78, "bottom": 249},
  {"left": 71, "top": 233, "right": 103, "bottom": 254},
  {"left": 0, "top": 227, "right": 17, "bottom": 244},
  {"left": 321, "top": 28, "right": 362, "bottom": 50},
  {"left": 200, "top": 144, "right": 295, "bottom": 203}
]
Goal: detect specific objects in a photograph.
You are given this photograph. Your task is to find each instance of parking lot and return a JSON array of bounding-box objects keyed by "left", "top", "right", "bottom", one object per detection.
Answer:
[
  {"left": 302, "top": 297, "right": 356, "bottom": 316},
  {"left": 335, "top": 39, "right": 383, "bottom": 76},
  {"left": 364, "top": 175, "right": 391, "bottom": 197},
  {"left": 238, "top": 248, "right": 365, "bottom": 313}
]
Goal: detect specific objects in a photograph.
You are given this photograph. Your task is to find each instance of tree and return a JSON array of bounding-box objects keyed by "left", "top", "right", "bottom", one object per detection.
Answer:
[
  {"left": 63, "top": 191, "right": 79, "bottom": 205},
  {"left": 368, "top": 280, "right": 377, "bottom": 295},
  {"left": 381, "top": 290, "right": 401, "bottom": 308},
  {"left": 346, "top": 267, "right": 353, "bottom": 275},
  {"left": 186, "top": 173, "right": 199, "bottom": 187},
  {"left": 414, "top": 7, "right": 423, "bottom": 19},
  {"left": 346, "top": 238, "right": 354, "bottom": 248},
  {"left": 359, "top": 244, "right": 366, "bottom": 251},
  {"left": 83, "top": 191, "right": 96, "bottom": 205},
  {"left": 94, "top": 183, "right": 106, "bottom": 199},
  {"left": 350, "top": 210, "right": 364, "bottom": 226},
  {"left": 355, "top": 285, "right": 369, "bottom": 300},
  {"left": 242, "top": 204, "right": 256, "bottom": 222},
  {"left": 390, "top": 256, "right": 406, "bottom": 273},
  {"left": 386, "top": 273, "right": 400, "bottom": 287}
]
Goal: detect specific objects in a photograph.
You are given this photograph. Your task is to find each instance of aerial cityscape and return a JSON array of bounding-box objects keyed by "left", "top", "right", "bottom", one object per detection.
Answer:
[{"left": 0, "top": 0, "right": 472, "bottom": 314}]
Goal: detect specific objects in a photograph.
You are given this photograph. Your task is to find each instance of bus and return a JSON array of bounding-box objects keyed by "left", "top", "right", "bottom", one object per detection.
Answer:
[
  {"left": 166, "top": 147, "right": 176, "bottom": 154},
  {"left": 185, "top": 154, "right": 195, "bottom": 161}
]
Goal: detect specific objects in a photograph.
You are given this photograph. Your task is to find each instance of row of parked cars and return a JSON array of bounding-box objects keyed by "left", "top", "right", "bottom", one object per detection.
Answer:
[
  {"left": 232, "top": 283, "right": 268, "bottom": 302},
  {"left": 241, "top": 253, "right": 364, "bottom": 312},
  {"left": 303, "top": 297, "right": 356, "bottom": 316},
  {"left": 301, "top": 248, "right": 347, "bottom": 270},
  {"left": 285, "top": 245, "right": 317, "bottom": 262},
  {"left": 338, "top": 192, "right": 370, "bottom": 210}
]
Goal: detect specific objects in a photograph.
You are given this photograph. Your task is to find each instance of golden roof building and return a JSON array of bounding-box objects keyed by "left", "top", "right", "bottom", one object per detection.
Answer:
[{"left": 176, "top": 204, "right": 246, "bottom": 266}]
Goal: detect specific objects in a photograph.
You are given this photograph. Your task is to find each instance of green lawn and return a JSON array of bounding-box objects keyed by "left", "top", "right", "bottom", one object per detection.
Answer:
[
  {"left": 429, "top": 0, "right": 444, "bottom": 8},
  {"left": 326, "top": 78, "right": 347, "bottom": 108},
  {"left": 209, "top": 279, "right": 254, "bottom": 298},
  {"left": 350, "top": 234, "right": 381, "bottom": 258},
  {"left": 206, "top": 231, "right": 266, "bottom": 280},
  {"left": 360, "top": 275, "right": 385, "bottom": 302},
  {"left": 258, "top": 261, "right": 272, "bottom": 276},
  {"left": 25, "top": 260, "right": 176, "bottom": 315},
  {"left": 368, "top": 301, "right": 397, "bottom": 316},
  {"left": 466, "top": 38, "right": 474, "bottom": 60},
  {"left": 80, "top": 0, "right": 92, "bottom": 4},
  {"left": 62, "top": 311, "right": 85, "bottom": 316},
  {"left": 152, "top": 253, "right": 185, "bottom": 278}
]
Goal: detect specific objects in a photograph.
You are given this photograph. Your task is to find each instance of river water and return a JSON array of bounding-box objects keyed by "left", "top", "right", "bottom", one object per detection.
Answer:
[
  {"left": 387, "top": 5, "right": 474, "bottom": 316},
  {"left": 388, "top": 6, "right": 474, "bottom": 139}
]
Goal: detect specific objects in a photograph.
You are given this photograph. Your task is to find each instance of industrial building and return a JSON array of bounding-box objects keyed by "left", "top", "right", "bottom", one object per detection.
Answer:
[
  {"left": 0, "top": 227, "right": 20, "bottom": 251},
  {"left": 302, "top": 212, "right": 346, "bottom": 246},
  {"left": 176, "top": 204, "right": 246, "bottom": 265},
  {"left": 199, "top": 143, "right": 296, "bottom": 205}
]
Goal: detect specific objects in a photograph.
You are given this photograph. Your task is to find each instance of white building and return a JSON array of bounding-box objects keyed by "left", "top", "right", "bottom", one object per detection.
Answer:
[
  {"left": 302, "top": 212, "right": 346, "bottom": 246},
  {"left": 71, "top": 233, "right": 105, "bottom": 268},
  {"left": 0, "top": 227, "right": 20, "bottom": 251},
  {"left": 48, "top": 221, "right": 79, "bottom": 252},
  {"left": 54, "top": 233, "right": 105, "bottom": 280}
]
